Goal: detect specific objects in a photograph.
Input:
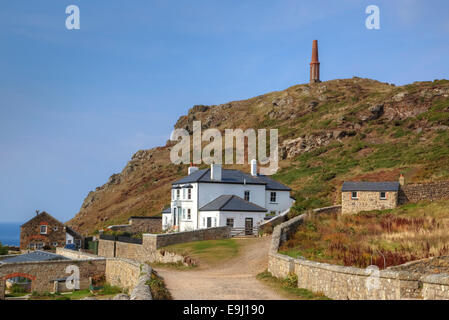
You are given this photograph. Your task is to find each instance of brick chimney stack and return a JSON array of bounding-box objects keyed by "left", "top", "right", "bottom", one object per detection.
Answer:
[
  {"left": 399, "top": 174, "right": 405, "bottom": 186},
  {"left": 310, "top": 40, "right": 321, "bottom": 84}
]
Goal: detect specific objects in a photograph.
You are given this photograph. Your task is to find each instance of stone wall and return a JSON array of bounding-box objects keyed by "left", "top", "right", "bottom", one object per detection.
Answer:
[
  {"left": 105, "top": 258, "right": 152, "bottom": 300},
  {"left": 268, "top": 212, "right": 449, "bottom": 300},
  {"left": 97, "top": 227, "right": 229, "bottom": 265},
  {"left": 129, "top": 263, "right": 152, "bottom": 300},
  {"left": 108, "top": 217, "right": 162, "bottom": 234},
  {"left": 128, "top": 217, "right": 162, "bottom": 234},
  {"left": 422, "top": 274, "right": 449, "bottom": 300},
  {"left": 0, "top": 258, "right": 106, "bottom": 299},
  {"left": 342, "top": 191, "right": 397, "bottom": 214},
  {"left": 105, "top": 258, "right": 141, "bottom": 290},
  {"left": 115, "top": 241, "right": 142, "bottom": 261},
  {"left": 143, "top": 226, "right": 230, "bottom": 250},
  {"left": 98, "top": 239, "right": 115, "bottom": 258},
  {"left": 399, "top": 181, "right": 449, "bottom": 204},
  {"left": 313, "top": 205, "right": 342, "bottom": 214},
  {"left": 56, "top": 248, "right": 99, "bottom": 260},
  {"left": 0, "top": 251, "right": 154, "bottom": 300}
]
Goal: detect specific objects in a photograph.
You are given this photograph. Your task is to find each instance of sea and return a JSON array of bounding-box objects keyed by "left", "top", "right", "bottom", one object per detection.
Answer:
[{"left": 0, "top": 223, "right": 21, "bottom": 247}]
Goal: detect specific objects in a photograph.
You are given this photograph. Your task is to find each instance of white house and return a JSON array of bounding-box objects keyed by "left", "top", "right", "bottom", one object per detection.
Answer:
[{"left": 162, "top": 160, "right": 294, "bottom": 234}]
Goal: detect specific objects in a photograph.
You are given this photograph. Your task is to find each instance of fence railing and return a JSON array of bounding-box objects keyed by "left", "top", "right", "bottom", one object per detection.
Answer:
[
  {"left": 99, "top": 234, "right": 143, "bottom": 244},
  {"left": 230, "top": 227, "right": 259, "bottom": 237},
  {"left": 99, "top": 234, "right": 116, "bottom": 241},
  {"left": 117, "top": 236, "right": 143, "bottom": 245}
]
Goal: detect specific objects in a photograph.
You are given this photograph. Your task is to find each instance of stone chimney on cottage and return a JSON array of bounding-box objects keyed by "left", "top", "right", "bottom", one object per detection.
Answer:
[
  {"left": 399, "top": 174, "right": 405, "bottom": 186},
  {"left": 211, "top": 164, "right": 222, "bottom": 181},
  {"left": 251, "top": 159, "right": 258, "bottom": 176},
  {"left": 188, "top": 163, "right": 199, "bottom": 175}
]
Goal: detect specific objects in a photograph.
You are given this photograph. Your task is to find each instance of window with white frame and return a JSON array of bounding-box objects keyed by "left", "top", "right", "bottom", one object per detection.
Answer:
[
  {"left": 244, "top": 190, "right": 250, "bottom": 201},
  {"left": 188, "top": 188, "right": 192, "bottom": 200},
  {"left": 40, "top": 225, "right": 47, "bottom": 234},
  {"left": 351, "top": 191, "right": 358, "bottom": 199},
  {"left": 176, "top": 189, "right": 180, "bottom": 199},
  {"left": 182, "top": 208, "right": 186, "bottom": 220},
  {"left": 380, "top": 192, "right": 387, "bottom": 200},
  {"left": 187, "top": 209, "right": 191, "bottom": 220},
  {"left": 226, "top": 218, "right": 234, "bottom": 228},
  {"left": 203, "top": 217, "right": 206, "bottom": 227},
  {"left": 53, "top": 226, "right": 58, "bottom": 231},
  {"left": 270, "top": 192, "right": 277, "bottom": 203},
  {"left": 183, "top": 188, "right": 186, "bottom": 199}
]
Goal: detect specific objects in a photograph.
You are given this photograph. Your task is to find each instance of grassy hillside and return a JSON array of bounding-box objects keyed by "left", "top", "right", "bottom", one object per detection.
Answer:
[
  {"left": 67, "top": 77, "right": 449, "bottom": 235},
  {"left": 279, "top": 199, "right": 449, "bottom": 269}
]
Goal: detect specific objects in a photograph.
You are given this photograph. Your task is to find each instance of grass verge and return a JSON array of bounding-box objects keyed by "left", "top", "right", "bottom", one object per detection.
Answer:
[
  {"left": 161, "top": 239, "right": 240, "bottom": 267},
  {"left": 147, "top": 271, "right": 172, "bottom": 300}
]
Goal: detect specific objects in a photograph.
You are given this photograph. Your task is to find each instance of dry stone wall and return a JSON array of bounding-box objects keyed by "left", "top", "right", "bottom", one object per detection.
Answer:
[
  {"left": 268, "top": 212, "right": 449, "bottom": 300},
  {"left": 313, "top": 205, "right": 342, "bottom": 214},
  {"left": 144, "top": 226, "right": 231, "bottom": 250},
  {"left": 56, "top": 248, "right": 98, "bottom": 260},
  {"left": 399, "top": 181, "right": 449, "bottom": 204},
  {"left": 108, "top": 217, "right": 162, "bottom": 234},
  {"left": 98, "top": 226, "right": 229, "bottom": 266},
  {"left": 98, "top": 239, "right": 115, "bottom": 258}
]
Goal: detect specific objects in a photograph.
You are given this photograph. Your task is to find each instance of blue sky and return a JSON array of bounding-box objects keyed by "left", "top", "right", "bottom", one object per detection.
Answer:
[{"left": 1, "top": 0, "right": 448, "bottom": 223}]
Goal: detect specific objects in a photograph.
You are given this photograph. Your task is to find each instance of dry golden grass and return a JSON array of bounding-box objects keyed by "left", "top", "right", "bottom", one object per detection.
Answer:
[{"left": 280, "top": 199, "right": 449, "bottom": 269}]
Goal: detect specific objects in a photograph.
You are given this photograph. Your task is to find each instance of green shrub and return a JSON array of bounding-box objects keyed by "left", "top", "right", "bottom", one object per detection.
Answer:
[
  {"left": 0, "top": 242, "right": 8, "bottom": 255},
  {"left": 146, "top": 272, "right": 172, "bottom": 300},
  {"left": 10, "top": 283, "right": 27, "bottom": 294},
  {"left": 283, "top": 273, "right": 298, "bottom": 288},
  {"left": 98, "top": 284, "right": 122, "bottom": 295}
]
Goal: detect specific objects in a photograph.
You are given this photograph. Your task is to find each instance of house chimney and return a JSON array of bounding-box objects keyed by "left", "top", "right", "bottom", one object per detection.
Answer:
[
  {"left": 399, "top": 174, "right": 405, "bottom": 186},
  {"left": 211, "top": 164, "right": 222, "bottom": 181},
  {"left": 251, "top": 159, "right": 257, "bottom": 176},
  {"left": 188, "top": 163, "right": 199, "bottom": 175}
]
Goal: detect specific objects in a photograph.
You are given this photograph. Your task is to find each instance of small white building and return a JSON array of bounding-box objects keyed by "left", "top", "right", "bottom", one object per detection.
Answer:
[{"left": 162, "top": 160, "right": 294, "bottom": 234}]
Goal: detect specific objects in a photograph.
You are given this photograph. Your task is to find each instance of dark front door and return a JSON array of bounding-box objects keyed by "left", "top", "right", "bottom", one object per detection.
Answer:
[
  {"left": 207, "top": 217, "right": 212, "bottom": 228},
  {"left": 245, "top": 218, "right": 253, "bottom": 235}
]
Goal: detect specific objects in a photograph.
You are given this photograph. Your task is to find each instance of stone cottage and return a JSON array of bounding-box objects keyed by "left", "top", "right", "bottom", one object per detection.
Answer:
[
  {"left": 20, "top": 211, "right": 83, "bottom": 250},
  {"left": 341, "top": 181, "right": 400, "bottom": 214}
]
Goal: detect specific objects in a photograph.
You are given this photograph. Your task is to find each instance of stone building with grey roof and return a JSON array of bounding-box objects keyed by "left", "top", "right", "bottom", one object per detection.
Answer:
[{"left": 341, "top": 180, "right": 401, "bottom": 214}]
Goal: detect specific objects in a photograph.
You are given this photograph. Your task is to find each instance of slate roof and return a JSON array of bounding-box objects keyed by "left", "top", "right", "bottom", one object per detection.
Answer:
[
  {"left": 21, "top": 211, "right": 62, "bottom": 228},
  {"left": 129, "top": 216, "right": 163, "bottom": 220},
  {"left": 161, "top": 207, "right": 171, "bottom": 214},
  {"left": 341, "top": 181, "right": 400, "bottom": 192},
  {"left": 65, "top": 226, "right": 83, "bottom": 240},
  {"left": 199, "top": 195, "right": 267, "bottom": 212},
  {"left": 0, "top": 251, "right": 69, "bottom": 264},
  {"left": 172, "top": 169, "right": 291, "bottom": 191}
]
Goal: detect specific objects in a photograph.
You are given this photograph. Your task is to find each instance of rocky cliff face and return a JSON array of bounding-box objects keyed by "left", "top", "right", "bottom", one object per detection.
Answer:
[{"left": 67, "top": 78, "right": 449, "bottom": 235}]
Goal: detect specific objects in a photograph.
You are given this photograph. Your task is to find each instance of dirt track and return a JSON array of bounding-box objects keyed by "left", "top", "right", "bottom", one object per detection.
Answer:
[{"left": 155, "top": 237, "right": 285, "bottom": 300}]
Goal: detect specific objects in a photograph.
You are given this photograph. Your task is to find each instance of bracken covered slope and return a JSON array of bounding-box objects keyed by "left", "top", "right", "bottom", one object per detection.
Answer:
[{"left": 67, "top": 77, "right": 449, "bottom": 235}]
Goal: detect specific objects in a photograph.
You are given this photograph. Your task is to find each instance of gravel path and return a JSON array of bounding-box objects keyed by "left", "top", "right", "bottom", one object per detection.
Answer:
[{"left": 155, "top": 237, "right": 285, "bottom": 300}]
